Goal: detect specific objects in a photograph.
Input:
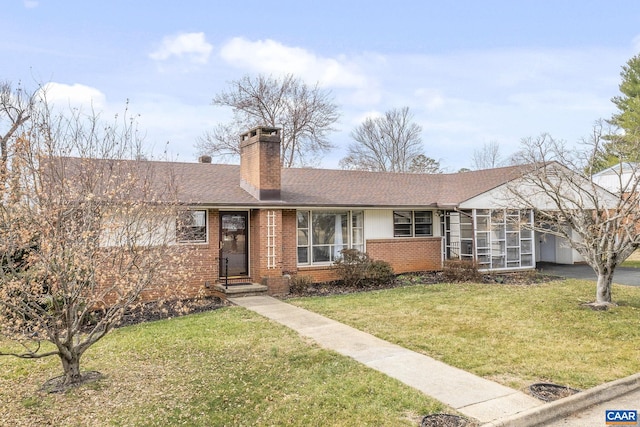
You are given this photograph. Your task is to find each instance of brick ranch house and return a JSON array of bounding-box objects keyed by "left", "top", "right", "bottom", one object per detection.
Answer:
[
  {"left": 111, "top": 126, "right": 595, "bottom": 300},
  {"left": 63, "top": 126, "right": 597, "bottom": 300}
]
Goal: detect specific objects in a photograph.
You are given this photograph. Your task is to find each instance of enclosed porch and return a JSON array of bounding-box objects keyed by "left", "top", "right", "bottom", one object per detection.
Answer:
[{"left": 442, "top": 209, "right": 536, "bottom": 271}]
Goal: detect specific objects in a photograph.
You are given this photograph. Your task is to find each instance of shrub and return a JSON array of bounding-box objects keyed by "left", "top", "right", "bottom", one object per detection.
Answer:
[
  {"left": 442, "top": 259, "right": 482, "bottom": 282},
  {"left": 334, "top": 249, "right": 395, "bottom": 288},
  {"left": 367, "top": 260, "right": 395, "bottom": 285},
  {"left": 289, "top": 275, "right": 314, "bottom": 294},
  {"left": 333, "top": 249, "right": 369, "bottom": 287}
]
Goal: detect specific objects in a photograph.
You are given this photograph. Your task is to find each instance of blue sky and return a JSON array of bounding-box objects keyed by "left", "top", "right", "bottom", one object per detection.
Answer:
[{"left": 3, "top": 1, "right": 640, "bottom": 170}]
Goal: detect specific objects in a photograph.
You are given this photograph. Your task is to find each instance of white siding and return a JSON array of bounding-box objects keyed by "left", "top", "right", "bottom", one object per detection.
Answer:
[
  {"left": 100, "top": 209, "right": 176, "bottom": 247},
  {"left": 460, "top": 176, "right": 620, "bottom": 211},
  {"left": 363, "top": 209, "right": 442, "bottom": 240},
  {"left": 536, "top": 228, "right": 584, "bottom": 265},
  {"left": 363, "top": 210, "right": 394, "bottom": 239},
  {"left": 592, "top": 163, "right": 639, "bottom": 194}
]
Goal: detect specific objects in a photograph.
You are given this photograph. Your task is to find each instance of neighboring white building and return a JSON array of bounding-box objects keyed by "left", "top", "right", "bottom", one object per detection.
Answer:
[{"left": 592, "top": 162, "right": 639, "bottom": 194}]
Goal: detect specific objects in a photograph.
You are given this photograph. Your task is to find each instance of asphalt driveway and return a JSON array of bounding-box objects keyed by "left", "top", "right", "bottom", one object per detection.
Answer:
[{"left": 536, "top": 262, "right": 640, "bottom": 286}]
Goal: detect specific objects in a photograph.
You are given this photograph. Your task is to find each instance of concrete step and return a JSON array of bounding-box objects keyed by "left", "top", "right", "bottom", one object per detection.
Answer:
[{"left": 214, "top": 283, "right": 268, "bottom": 298}]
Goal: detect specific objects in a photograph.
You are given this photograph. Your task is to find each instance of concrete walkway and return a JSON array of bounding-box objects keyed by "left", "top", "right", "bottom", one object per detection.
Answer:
[{"left": 229, "top": 295, "right": 542, "bottom": 424}]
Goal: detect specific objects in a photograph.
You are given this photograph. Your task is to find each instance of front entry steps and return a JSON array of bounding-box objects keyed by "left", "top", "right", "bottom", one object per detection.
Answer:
[{"left": 213, "top": 282, "right": 268, "bottom": 298}]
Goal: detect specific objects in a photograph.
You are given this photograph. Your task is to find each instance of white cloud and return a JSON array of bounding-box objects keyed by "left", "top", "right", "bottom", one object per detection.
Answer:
[
  {"left": 219, "top": 37, "right": 370, "bottom": 89},
  {"left": 23, "top": 0, "right": 38, "bottom": 9},
  {"left": 414, "top": 88, "right": 445, "bottom": 111},
  {"left": 149, "top": 32, "right": 213, "bottom": 65},
  {"left": 351, "top": 110, "right": 383, "bottom": 124},
  {"left": 36, "top": 84, "right": 214, "bottom": 161},
  {"left": 41, "top": 82, "right": 107, "bottom": 110}
]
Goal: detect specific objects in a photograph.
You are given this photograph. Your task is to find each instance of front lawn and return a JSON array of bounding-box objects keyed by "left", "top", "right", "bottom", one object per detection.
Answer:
[
  {"left": 622, "top": 249, "right": 640, "bottom": 268},
  {"left": 0, "top": 308, "right": 444, "bottom": 426},
  {"left": 291, "top": 279, "right": 640, "bottom": 391}
]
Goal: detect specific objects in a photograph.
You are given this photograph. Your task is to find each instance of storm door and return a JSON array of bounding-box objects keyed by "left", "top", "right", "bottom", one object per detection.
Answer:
[{"left": 220, "top": 212, "right": 248, "bottom": 277}]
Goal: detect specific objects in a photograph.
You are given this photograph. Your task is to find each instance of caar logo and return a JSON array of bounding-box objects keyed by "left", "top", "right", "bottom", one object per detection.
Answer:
[{"left": 606, "top": 410, "right": 638, "bottom": 425}]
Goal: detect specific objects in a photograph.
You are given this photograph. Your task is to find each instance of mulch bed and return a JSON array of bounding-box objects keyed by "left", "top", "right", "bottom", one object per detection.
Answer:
[
  {"left": 114, "top": 297, "right": 227, "bottom": 328},
  {"left": 287, "top": 271, "right": 562, "bottom": 298},
  {"left": 528, "top": 383, "right": 581, "bottom": 402},
  {"left": 80, "top": 297, "right": 227, "bottom": 333},
  {"left": 421, "top": 413, "right": 477, "bottom": 427}
]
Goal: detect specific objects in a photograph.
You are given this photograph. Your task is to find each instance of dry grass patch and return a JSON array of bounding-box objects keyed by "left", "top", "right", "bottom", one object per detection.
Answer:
[
  {"left": 1, "top": 307, "right": 445, "bottom": 426},
  {"left": 291, "top": 279, "right": 640, "bottom": 391}
]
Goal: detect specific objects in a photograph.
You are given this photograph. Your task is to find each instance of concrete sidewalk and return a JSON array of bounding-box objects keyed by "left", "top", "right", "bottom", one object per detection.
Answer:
[{"left": 229, "top": 295, "right": 542, "bottom": 424}]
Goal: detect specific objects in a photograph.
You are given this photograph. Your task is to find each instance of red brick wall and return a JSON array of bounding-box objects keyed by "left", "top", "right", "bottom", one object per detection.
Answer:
[
  {"left": 295, "top": 265, "right": 340, "bottom": 282},
  {"left": 145, "top": 209, "right": 221, "bottom": 301},
  {"left": 280, "top": 223, "right": 443, "bottom": 283},
  {"left": 250, "top": 210, "right": 280, "bottom": 276},
  {"left": 248, "top": 210, "right": 260, "bottom": 281},
  {"left": 247, "top": 209, "right": 293, "bottom": 296},
  {"left": 183, "top": 209, "right": 220, "bottom": 293},
  {"left": 366, "top": 237, "right": 443, "bottom": 273},
  {"left": 119, "top": 211, "right": 444, "bottom": 303},
  {"left": 98, "top": 210, "right": 221, "bottom": 305},
  {"left": 281, "top": 209, "right": 298, "bottom": 274}
]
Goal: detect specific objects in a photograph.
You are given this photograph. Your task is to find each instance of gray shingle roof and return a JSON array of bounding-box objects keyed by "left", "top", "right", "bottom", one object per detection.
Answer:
[
  {"left": 51, "top": 157, "right": 529, "bottom": 208},
  {"left": 169, "top": 161, "right": 529, "bottom": 208}
]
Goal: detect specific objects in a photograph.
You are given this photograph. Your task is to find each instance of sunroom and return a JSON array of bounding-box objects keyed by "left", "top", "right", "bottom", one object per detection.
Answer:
[{"left": 443, "top": 208, "right": 535, "bottom": 271}]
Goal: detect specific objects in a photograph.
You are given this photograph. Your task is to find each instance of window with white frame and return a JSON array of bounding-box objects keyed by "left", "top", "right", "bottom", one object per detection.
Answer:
[
  {"left": 465, "top": 208, "right": 533, "bottom": 269},
  {"left": 176, "top": 210, "right": 207, "bottom": 243},
  {"left": 393, "top": 211, "right": 433, "bottom": 237},
  {"left": 297, "top": 210, "right": 364, "bottom": 265}
]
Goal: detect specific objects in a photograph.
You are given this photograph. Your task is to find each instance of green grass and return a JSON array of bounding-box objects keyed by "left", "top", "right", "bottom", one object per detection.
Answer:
[
  {"left": 621, "top": 259, "right": 640, "bottom": 268},
  {"left": 0, "top": 307, "right": 444, "bottom": 427},
  {"left": 621, "top": 249, "right": 640, "bottom": 267},
  {"left": 291, "top": 279, "right": 640, "bottom": 390},
  {"left": 4, "top": 278, "right": 639, "bottom": 425}
]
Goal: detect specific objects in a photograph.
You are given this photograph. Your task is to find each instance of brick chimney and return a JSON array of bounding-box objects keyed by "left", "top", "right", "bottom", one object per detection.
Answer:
[{"left": 239, "top": 126, "right": 281, "bottom": 200}]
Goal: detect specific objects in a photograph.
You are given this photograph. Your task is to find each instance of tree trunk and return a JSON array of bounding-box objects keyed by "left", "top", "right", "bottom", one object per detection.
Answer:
[
  {"left": 595, "top": 271, "right": 613, "bottom": 305},
  {"left": 59, "top": 351, "right": 83, "bottom": 385}
]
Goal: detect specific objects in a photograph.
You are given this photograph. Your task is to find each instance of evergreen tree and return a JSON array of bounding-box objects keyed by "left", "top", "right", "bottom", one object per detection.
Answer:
[{"left": 595, "top": 54, "right": 640, "bottom": 172}]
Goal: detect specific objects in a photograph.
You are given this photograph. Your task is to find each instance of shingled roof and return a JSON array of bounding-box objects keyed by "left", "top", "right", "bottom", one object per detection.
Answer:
[
  {"left": 49, "top": 157, "right": 530, "bottom": 208},
  {"left": 151, "top": 160, "right": 530, "bottom": 208}
]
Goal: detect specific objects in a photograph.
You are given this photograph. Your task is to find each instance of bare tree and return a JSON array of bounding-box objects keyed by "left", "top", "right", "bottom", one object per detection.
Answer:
[
  {"left": 471, "top": 141, "right": 503, "bottom": 170},
  {"left": 507, "top": 129, "right": 640, "bottom": 308},
  {"left": 0, "top": 92, "right": 192, "bottom": 389},
  {"left": 1, "top": 81, "right": 36, "bottom": 176},
  {"left": 340, "top": 107, "right": 426, "bottom": 172},
  {"left": 197, "top": 73, "right": 340, "bottom": 167}
]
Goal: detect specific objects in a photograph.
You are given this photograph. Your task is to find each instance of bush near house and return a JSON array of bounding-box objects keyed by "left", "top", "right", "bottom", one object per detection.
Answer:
[
  {"left": 288, "top": 274, "right": 315, "bottom": 294},
  {"left": 441, "top": 259, "right": 482, "bottom": 283},
  {"left": 333, "top": 249, "right": 395, "bottom": 288}
]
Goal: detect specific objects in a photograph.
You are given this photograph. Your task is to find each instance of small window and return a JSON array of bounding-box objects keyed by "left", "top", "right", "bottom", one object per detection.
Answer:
[
  {"left": 394, "top": 211, "right": 433, "bottom": 237},
  {"left": 177, "top": 210, "right": 207, "bottom": 243},
  {"left": 393, "top": 211, "right": 412, "bottom": 237},
  {"left": 297, "top": 211, "right": 310, "bottom": 264},
  {"left": 413, "top": 211, "right": 433, "bottom": 236}
]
